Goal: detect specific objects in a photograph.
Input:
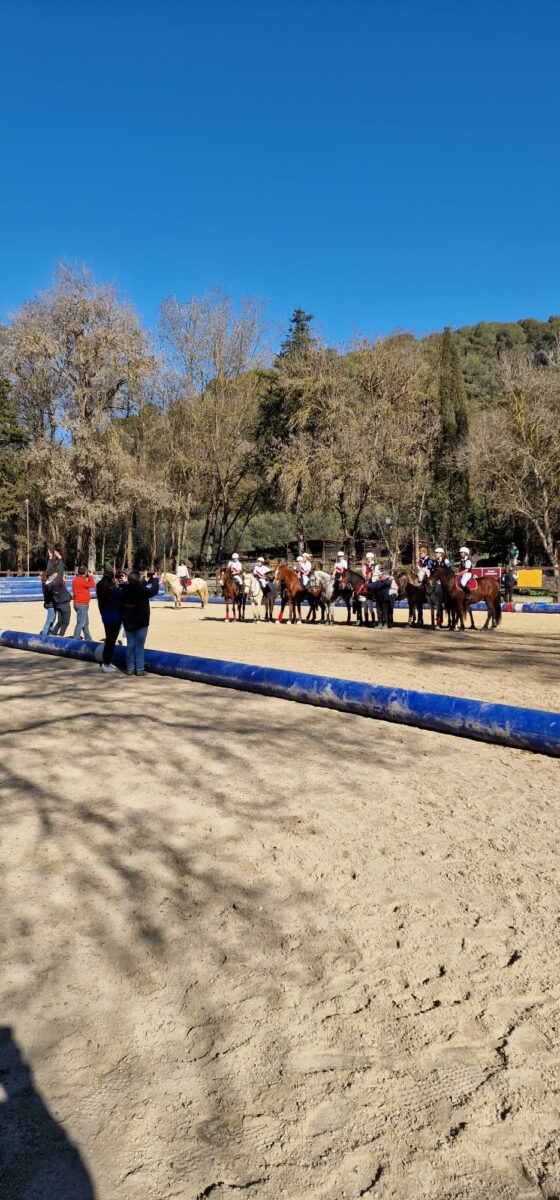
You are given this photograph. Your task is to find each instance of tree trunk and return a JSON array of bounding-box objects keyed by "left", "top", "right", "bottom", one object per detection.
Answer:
[
  {"left": 87, "top": 522, "right": 96, "bottom": 572},
  {"left": 124, "top": 523, "right": 133, "bottom": 569},
  {"left": 295, "top": 479, "right": 305, "bottom": 554},
  {"left": 100, "top": 530, "right": 106, "bottom": 570},
  {"left": 150, "top": 510, "right": 158, "bottom": 570}
]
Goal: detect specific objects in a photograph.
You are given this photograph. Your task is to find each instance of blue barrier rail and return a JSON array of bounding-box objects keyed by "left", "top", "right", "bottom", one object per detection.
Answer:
[{"left": 1, "top": 629, "right": 559, "bottom": 757}]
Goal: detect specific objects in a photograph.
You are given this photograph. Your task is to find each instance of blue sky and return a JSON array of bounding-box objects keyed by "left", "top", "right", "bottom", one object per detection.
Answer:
[{"left": 1, "top": 0, "right": 559, "bottom": 346}]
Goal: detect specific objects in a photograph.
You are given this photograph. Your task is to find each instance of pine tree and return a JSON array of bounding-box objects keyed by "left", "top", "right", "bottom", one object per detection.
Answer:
[
  {"left": 275, "top": 308, "right": 315, "bottom": 364},
  {"left": 0, "top": 378, "right": 28, "bottom": 558},
  {"left": 432, "top": 329, "right": 470, "bottom": 548}
]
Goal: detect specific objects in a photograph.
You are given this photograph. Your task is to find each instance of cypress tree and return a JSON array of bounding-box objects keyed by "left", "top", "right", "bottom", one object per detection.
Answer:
[
  {"left": 433, "top": 329, "right": 470, "bottom": 547},
  {"left": 0, "top": 378, "right": 28, "bottom": 561}
]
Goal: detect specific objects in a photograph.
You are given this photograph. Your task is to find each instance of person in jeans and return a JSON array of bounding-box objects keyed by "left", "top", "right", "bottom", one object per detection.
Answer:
[
  {"left": 72, "top": 565, "right": 95, "bottom": 639},
  {"left": 96, "top": 567, "right": 124, "bottom": 674},
  {"left": 45, "top": 549, "right": 72, "bottom": 635},
  {"left": 120, "top": 570, "right": 159, "bottom": 676},
  {"left": 38, "top": 558, "right": 56, "bottom": 636}
]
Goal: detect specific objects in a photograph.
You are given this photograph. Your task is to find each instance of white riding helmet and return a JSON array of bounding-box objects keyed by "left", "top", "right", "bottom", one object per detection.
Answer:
[
  {"left": 434, "top": 547, "right": 445, "bottom": 554},
  {"left": 459, "top": 546, "right": 470, "bottom": 554},
  {"left": 337, "top": 551, "right": 344, "bottom": 558},
  {"left": 365, "top": 552, "right": 375, "bottom": 560},
  {"left": 232, "top": 553, "right": 239, "bottom": 560},
  {"left": 296, "top": 555, "right": 304, "bottom": 563},
  {"left": 257, "top": 556, "right": 264, "bottom": 563}
]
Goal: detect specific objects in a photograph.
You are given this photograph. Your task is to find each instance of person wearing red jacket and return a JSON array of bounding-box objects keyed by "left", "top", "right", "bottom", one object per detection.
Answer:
[{"left": 72, "top": 565, "right": 95, "bottom": 640}]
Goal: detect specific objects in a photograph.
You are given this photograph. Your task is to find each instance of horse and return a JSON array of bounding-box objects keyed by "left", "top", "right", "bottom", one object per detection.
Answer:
[
  {"left": 217, "top": 568, "right": 246, "bottom": 621},
  {"left": 251, "top": 577, "right": 278, "bottom": 622},
  {"left": 430, "top": 566, "right": 502, "bottom": 632},
  {"left": 337, "top": 569, "right": 369, "bottom": 626},
  {"left": 396, "top": 570, "right": 450, "bottom": 629},
  {"left": 309, "top": 570, "right": 337, "bottom": 625},
  {"left": 161, "top": 571, "right": 209, "bottom": 608},
  {"left": 273, "top": 563, "right": 322, "bottom": 624}
]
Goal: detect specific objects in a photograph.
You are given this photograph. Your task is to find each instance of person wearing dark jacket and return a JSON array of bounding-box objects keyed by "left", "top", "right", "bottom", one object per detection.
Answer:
[
  {"left": 374, "top": 570, "right": 393, "bottom": 628},
  {"left": 36, "top": 557, "right": 56, "bottom": 636},
  {"left": 45, "top": 550, "right": 72, "bottom": 635},
  {"left": 96, "top": 568, "right": 124, "bottom": 673},
  {"left": 120, "top": 571, "right": 159, "bottom": 676}
]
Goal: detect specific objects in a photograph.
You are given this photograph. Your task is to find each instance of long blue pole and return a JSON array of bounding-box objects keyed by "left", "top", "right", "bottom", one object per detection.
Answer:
[{"left": 1, "top": 629, "right": 559, "bottom": 757}]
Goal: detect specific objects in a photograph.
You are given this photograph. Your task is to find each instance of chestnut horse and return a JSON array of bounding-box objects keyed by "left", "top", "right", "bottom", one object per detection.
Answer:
[
  {"left": 428, "top": 566, "right": 502, "bottom": 631},
  {"left": 273, "top": 563, "right": 322, "bottom": 624},
  {"left": 217, "top": 568, "right": 246, "bottom": 621}
]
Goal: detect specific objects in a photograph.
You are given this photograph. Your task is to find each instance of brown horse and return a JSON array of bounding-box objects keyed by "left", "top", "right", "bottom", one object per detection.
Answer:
[
  {"left": 217, "top": 568, "right": 246, "bottom": 621},
  {"left": 397, "top": 570, "right": 450, "bottom": 629},
  {"left": 429, "top": 566, "right": 502, "bottom": 631},
  {"left": 337, "top": 569, "right": 368, "bottom": 625},
  {"left": 273, "top": 563, "right": 321, "bottom": 624}
]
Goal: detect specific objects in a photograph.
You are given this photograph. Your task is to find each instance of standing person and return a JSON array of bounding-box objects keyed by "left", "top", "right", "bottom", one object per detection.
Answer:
[
  {"left": 45, "top": 549, "right": 72, "bottom": 635},
  {"left": 507, "top": 541, "right": 519, "bottom": 567},
  {"left": 96, "top": 567, "right": 124, "bottom": 673},
  {"left": 72, "top": 565, "right": 95, "bottom": 639},
  {"left": 362, "top": 552, "right": 379, "bottom": 626},
  {"left": 503, "top": 565, "right": 517, "bottom": 604},
  {"left": 177, "top": 561, "right": 190, "bottom": 592},
  {"left": 37, "top": 558, "right": 56, "bottom": 636},
  {"left": 375, "top": 566, "right": 393, "bottom": 628},
  {"left": 120, "top": 570, "right": 159, "bottom": 677}
]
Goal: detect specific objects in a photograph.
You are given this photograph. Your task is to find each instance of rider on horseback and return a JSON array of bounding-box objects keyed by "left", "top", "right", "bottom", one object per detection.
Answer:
[
  {"left": 228, "top": 552, "right": 244, "bottom": 593},
  {"left": 416, "top": 545, "right": 433, "bottom": 583},
  {"left": 253, "top": 556, "right": 272, "bottom": 593},
  {"left": 433, "top": 546, "right": 452, "bottom": 570},
  {"left": 361, "top": 551, "right": 379, "bottom": 582},
  {"left": 332, "top": 550, "right": 348, "bottom": 596},
  {"left": 458, "top": 546, "right": 473, "bottom": 593}
]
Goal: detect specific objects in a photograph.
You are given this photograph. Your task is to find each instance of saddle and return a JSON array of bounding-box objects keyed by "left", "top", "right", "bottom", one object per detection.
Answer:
[{"left": 456, "top": 577, "right": 478, "bottom": 592}]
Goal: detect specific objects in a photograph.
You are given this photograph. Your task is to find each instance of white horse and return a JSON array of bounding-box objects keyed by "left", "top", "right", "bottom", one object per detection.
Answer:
[
  {"left": 161, "top": 571, "right": 209, "bottom": 608},
  {"left": 242, "top": 573, "right": 276, "bottom": 622},
  {"left": 310, "top": 570, "right": 337, "bottom": 625}
]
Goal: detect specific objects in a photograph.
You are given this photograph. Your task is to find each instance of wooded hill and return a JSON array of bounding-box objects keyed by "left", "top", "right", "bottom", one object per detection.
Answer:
[{"left": 1, "top": 267, "right": 558, "bottom": 593}]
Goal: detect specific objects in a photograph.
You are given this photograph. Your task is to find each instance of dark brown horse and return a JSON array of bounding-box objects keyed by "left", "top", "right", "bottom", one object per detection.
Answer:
[
  {"left": 217, "top": 568, "right": 246, "bottom": 621},
  {"left": 429, "top": 567, "right": 502, "bottom": 631},
  {"left": 337, "top": 569, "right": 366, "bottom": 625},
  {"left": 397, "top": 570, "right": 450, "bottom": 629}
]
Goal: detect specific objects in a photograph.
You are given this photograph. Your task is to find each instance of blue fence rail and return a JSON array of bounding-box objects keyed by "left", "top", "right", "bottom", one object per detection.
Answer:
[{"left": 1, "top": 630, "right": 559, "bottom": 757}]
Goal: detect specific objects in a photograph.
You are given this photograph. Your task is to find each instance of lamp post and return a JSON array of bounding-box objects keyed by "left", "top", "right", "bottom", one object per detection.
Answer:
[{"left": 25, "top": 498, "right": 30, "bottom": 576}]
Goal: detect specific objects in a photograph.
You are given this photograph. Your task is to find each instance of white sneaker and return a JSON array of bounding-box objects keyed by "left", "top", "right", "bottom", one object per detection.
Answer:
[{"left": 100, "top": 663, "right": 118, "bottom": 673}]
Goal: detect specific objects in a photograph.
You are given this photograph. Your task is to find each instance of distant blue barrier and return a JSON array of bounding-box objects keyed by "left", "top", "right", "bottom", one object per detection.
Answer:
[{"left": 1, "top": 629, "right": 559, "bottom": 758}]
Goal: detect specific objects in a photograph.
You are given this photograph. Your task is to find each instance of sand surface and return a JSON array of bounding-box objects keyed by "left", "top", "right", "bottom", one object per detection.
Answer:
[{"left": 1, "top": 601, "right": 559, "bottom": 1199}]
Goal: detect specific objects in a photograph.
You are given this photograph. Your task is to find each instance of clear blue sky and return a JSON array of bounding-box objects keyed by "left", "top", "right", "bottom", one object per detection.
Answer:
[{"left": 1, "top": 0, "right": 559, "bottom": 346}]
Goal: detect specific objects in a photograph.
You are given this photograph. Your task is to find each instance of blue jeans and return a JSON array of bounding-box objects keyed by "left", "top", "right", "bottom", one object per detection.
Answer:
[
  {"left": 41, "top": 608, "right": 55, "bottom": 636},
  {"left": 125, "top": 626, "right": 148, "bottom": 674},
  {"left": 73, "top": 604, "right": 92, "bottom": 640}
]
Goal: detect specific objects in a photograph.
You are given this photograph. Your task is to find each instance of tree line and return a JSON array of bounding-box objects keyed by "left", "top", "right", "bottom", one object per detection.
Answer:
[{"left": 1, "top": 265, "right": 559, "bottom": 594}]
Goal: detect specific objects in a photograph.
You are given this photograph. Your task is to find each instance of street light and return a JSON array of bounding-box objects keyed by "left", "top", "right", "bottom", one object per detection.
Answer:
[{"left": 25, "top": 498, "right": 30, "bottom": 576}]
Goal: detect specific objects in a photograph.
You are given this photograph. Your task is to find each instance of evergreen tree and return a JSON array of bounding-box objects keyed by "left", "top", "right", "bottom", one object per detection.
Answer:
[
  {"left": 0, "top": 378, "right": 28, "bottom": 558},
  {"left": 432, "top": 329, "right": 470, "bottom": 548},
  {"left": 275, "top": 308, "right": 315, "bottom": 364}
]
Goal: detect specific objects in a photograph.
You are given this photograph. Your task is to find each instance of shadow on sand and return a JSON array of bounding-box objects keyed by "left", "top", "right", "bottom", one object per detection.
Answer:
[{"left": 0, "top": 1027, "right": 95, "bottom": 1199}]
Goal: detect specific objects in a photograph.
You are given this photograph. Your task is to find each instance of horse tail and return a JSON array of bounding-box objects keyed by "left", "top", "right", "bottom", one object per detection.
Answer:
[
  {"left": 494, "top": 590, "right": 502, "bottom": 626},
  {"left": 200, "top": 581, "right": 209, "bottom": 607}
]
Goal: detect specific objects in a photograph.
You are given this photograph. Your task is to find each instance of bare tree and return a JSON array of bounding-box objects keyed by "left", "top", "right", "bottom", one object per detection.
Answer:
[
  {"left": 1, "top": 264, "right": 156, "bottom": 568},
  {"left": 467, "top": 353, "right": 560, "bottom": 597}
]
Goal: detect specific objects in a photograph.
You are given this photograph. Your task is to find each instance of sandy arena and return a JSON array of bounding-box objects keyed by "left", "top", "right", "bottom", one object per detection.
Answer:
[{"left": 1, "top": 598, "right": 559, "bottom": 1199}]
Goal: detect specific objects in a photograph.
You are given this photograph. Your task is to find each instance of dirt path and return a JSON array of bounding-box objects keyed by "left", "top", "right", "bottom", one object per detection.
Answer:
[{"left": 1, "top": 610, "right": 559, "bottom": 1199}]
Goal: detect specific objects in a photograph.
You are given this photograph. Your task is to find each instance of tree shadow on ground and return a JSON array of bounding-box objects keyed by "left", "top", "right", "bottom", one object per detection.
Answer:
[{"left": 0, "top": 1026, "right": 95, "bottom": 1199}]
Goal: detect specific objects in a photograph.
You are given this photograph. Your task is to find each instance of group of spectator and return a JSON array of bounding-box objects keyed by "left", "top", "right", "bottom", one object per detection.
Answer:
[{"left": 39, "top": 549, "right": 159, "bottom": 676}]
